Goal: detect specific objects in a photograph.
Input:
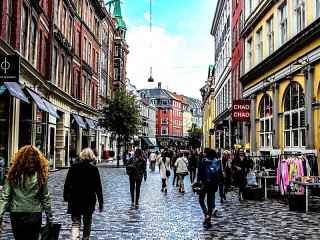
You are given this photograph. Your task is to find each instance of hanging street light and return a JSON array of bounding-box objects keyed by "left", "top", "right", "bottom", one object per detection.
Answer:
[{"left": 148, "top": 0, "right": 154, "bottom": 82}]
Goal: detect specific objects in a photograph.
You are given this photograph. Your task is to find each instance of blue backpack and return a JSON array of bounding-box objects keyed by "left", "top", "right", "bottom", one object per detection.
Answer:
[{"left": 204, "top": 158, "right": 221, "bottom": 182}]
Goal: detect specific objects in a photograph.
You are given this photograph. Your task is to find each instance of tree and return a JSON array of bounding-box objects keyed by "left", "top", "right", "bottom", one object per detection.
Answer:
[
  {"left": 99, "top": 85, "right": 141, "bottom": 167},
  {"left": 187, "top": 124, "right": 202, "bottom": 149}
]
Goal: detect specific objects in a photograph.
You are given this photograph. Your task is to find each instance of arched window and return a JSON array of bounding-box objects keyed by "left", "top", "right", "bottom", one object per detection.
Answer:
[
  {"left": 259, "top": 94, "right": 273, "bottom": 148},
  {"left": 283, "top": 82, "right": 305, "bottom": 148}
]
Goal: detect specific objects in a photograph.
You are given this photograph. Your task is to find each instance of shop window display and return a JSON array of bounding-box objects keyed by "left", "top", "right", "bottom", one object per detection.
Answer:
[{"left": 0, "top": 91, "right": 9, "bottom": 183}]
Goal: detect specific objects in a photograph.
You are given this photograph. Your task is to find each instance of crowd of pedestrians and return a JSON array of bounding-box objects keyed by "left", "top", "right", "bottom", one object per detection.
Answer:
[{"left": 0, "top": 143, "right": 252, "bottom": 239}]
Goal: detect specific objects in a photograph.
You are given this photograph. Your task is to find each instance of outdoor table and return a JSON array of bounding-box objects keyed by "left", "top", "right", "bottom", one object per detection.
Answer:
[
  {"left": 291, "top": 181, "right": 320, "bottom": 212},
  {"left": 256, "top": 175, "right": 277, "bottom": 199}
]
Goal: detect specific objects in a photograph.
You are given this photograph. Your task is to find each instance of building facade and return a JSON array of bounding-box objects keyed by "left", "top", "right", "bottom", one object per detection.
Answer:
[
  {"left": 240, "top": 0, "right": 320, "bottom": 163},
  {"left": 210, "top": 0, "right": 232, "bottom": 153}
]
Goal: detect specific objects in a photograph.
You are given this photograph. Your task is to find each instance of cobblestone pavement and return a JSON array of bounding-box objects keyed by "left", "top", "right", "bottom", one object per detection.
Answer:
[{"left": 1, "top": 161, "right": 320, "bottom": 239}]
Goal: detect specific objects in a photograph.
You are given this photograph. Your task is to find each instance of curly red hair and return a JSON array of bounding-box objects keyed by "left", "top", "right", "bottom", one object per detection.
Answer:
[{"left": 7, "top": 145, "right": 49, "bottom": 188}]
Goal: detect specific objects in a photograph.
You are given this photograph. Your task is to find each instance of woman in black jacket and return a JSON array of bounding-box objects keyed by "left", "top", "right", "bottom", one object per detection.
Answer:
[
  {"left": 232, "top": 148, "right": 252, "bottom": 201},
  {"left": 126, "top": 148, "right": 147, "bottom": 207},
  {"left": 63, "top": 148, "right": 104, "bottom": 240}
]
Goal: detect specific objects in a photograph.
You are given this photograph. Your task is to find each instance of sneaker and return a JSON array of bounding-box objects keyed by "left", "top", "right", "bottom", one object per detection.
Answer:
[
  {"left": 135, "top": 202, "right": 139, "bottom": 207},
  {"left": 213, "top": 208, "right": 218, "bottom": 216},
  {"left": 164, "top": 188, "right": 167, "bottom": 193}
]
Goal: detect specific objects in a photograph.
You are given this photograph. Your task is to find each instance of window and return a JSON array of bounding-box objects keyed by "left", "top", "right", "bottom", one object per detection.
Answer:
[
  {"left": 82, "top": 75, "right": 86, "bottom": 102},
  {"left": 52, "top": 47, "right": 58, "bottom": 83},
  {"left": 162, "top": 109, "right": 167, "bottom": 114},
  {"left": 247, "top": 38, "right": 253, "bottom": 70},
  {"left": 256, "top": 28, "right": 262, "bottom": 64},
  {"left": 283, "top": 82, "right": 305, "bottom": 148},
  {"left": 294, "top": 0, "right": 305, "bottom": 33},
  {"left": 29, "top": 18, "right": 37, "bottom": 65},
  {"left": 87, "top": 79, "right": 91, "bottom": 105},
  {"left": 68, "top": 16, "right": 72, "bottom": 42},
  {"left": 259, "top": 94, "right": 273, "bottom": 148},
  {"left": 60, "top": 54, "right": 65, "bottom": 89},
  {"left": 279, "top": 3, "right": 287, "bottom": 46},
  {"left": 162, "top": 118, "right": 168, "bottom": 124},
  {"left": 75, "top": 70, "right": 80, "bottom": 99},
  {"left": 66, "top": 61, "right": 71, "bottom": 93},
  {"left": 162, "top": 100, "right": 168, "bottom": 105},
  {"left": 88, "top": 43, "right": 91, "bottom": 66},
  {"left": 114, "top": 68, "right": 118, "bottom": 80},
  {"left": 101, "top": 78, "right": 106, "bottom": 98},
  {"left": 76, "top": 30, "right": 80, "bottom": 55},
  {"left": 84, "top": 1, "right": 88, "bottom": 24},
  {"left": 95, "top": 52, "right": 99, "bottom": 72},
  {"left": 62, "top": 6, "right": 66, "bottom": 35},
  {"left": 83, "top": 37, "right": 87, "bottom": 61},
  {"left": 6, "top": 0, "right": 13, "bottom": 43},
  {"left": 20, "top": 4, "right": 28, "bottom": 56},
  {"left": 89, "top": 7, "right": 92, "bottom": 29},
  {"left": 267, "top": 16, "right": 274, "bottom": 56},
  {"left": 161, "top": 127, "right": 168, "bottom": 135},
  {"left": 54, "top": 0, "right": 59, "bottom": 25}
]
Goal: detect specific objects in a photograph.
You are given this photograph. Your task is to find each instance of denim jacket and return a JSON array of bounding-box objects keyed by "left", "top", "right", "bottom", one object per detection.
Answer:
[{"left": 0, "top": 174, "right": 53, "bottom": 222}]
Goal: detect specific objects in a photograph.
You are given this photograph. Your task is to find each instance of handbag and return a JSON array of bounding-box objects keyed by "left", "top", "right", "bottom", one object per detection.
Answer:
[
  {"left": 39, "top": 224, "right": 61, "bottom": 240},
  {"left": 166, "top": 170, "right": 171, "bottom": 177}
]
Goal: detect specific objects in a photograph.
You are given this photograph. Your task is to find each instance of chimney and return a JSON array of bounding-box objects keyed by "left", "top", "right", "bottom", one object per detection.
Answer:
[{"left": 158, "top": 82, "right": 161, "bottom": 89}]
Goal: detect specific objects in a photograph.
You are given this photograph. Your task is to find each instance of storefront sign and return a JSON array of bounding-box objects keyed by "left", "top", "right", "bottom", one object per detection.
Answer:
[
  {"left": 232, "top": 100, "right": 250, "bottom": 122},
  {"left": 0, "top": 55, "right": 20, "bottom": 82}
]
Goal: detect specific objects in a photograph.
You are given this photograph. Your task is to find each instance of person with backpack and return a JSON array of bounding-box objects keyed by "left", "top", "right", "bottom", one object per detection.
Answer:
[
  {"left": 125, "top": 149, "right": 147, "bottom": 207},
  {"left": 196, "top": 148, "right": 222, "bottom": 227}
]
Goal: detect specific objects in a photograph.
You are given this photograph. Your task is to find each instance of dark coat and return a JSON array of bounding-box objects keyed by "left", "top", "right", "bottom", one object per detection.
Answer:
[
  {"left": 63, "top": 161, "right": 103, "bottom": 215},
  {"left": 126, "top": 157, "right": 147, "bottom": 179},
  {"left": 232, "top": 156, "right": 251, "bottom": 188}
]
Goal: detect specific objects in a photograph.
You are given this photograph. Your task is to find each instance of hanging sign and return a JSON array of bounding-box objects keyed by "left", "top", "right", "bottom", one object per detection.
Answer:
[
  {"left": 232, "top": 100, "right": 251, "bottom": 122},
  {"left": 0, "top": 55, "right": 20, "bottom": 82}
]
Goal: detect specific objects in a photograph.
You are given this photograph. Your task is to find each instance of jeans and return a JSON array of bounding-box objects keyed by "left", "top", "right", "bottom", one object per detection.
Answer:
[
  {"left": 129, "top": 177, "right": 142, "bottom": 204},
  {"left": 199, "top": 181, "right": 218, "bottom": 217},
  {"left": 172, "top": 169, "right": 178, "bottom": 185},
  {"left": 189, "top": 168, "right": 197, "bottom": 183},
  {"left": 71, "top": 213, "right": 93, "bottom": 240}
]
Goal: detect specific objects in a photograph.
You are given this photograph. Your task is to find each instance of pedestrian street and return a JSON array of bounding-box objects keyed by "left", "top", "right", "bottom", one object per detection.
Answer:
[{"left": 0, "top": 161, "right": 320, "bottom": 239}]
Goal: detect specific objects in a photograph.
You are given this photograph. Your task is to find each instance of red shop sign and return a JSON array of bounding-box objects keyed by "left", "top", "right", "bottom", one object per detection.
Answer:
[{"left": 232, "top": 100, "right": 251, "bottom": 122}]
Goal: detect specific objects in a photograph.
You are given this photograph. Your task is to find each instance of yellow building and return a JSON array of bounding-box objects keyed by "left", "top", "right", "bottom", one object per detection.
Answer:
[
  {"left": 201, "top": 65, "right": 215, "bottom": 149},
  {"left": 240, "top": 0, "right": 320, "bottom": 169}
]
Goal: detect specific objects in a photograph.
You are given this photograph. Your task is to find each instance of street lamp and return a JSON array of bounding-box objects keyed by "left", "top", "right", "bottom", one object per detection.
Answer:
[{"left": 148, "top": 0, "right": 154, "bottom": 82}]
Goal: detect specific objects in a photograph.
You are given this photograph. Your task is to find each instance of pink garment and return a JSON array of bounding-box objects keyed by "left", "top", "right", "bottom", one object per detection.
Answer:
[
  {"left": 295, "top": 158, "right": 304, "bottom": 194},
  {"left": 277, "top": 157, "right": 289, "bottom": 195}
]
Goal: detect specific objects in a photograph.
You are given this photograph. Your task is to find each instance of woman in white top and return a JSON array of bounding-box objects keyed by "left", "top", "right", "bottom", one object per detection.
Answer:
[
  {"left": 157, "top": 151, "right": 171, "bottom": 193},
  {"left": 174, "top": 152, "right": 189, "bottom": 193}
]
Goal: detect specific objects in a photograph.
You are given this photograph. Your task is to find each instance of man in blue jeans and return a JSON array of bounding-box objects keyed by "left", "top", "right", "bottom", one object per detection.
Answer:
[{"left": 196, "top": 148, "right": 221, "bottom": 227}]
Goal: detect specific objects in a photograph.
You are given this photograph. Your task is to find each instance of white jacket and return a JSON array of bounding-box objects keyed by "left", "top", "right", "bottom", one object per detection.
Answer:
[
  {"left": 157, "top": 156, "right": 170, "bottom": 179},
  {"left": 175, "top": 157, "right": 188, "bottom": 174}
]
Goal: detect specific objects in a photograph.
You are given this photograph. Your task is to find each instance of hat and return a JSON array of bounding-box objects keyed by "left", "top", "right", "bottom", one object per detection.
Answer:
[{"left": 192, "top": 182, "right": 203, "bottom": 194}]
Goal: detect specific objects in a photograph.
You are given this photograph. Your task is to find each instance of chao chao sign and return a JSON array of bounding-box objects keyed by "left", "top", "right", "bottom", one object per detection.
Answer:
[
  {"left": 0, "top": 55, "right": 20, "bottom": 82},
  {"left": 232, "top": 100, "right": 251, "bottom": 122}
]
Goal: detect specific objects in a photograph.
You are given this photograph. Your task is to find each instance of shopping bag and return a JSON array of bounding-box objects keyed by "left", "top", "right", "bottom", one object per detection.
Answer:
[{"left": 39, "top": 224, "right": 61, "bottom": 240}]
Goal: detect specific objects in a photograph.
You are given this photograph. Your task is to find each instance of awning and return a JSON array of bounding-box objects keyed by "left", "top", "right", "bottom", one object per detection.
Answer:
[
  {"left": 85, "top": 118, "right": 96, "bottom": 130},
  {"left": 4, "top": 82, "right": 29, "bottom": 103},
  {"left": 42, "top": 98, "right": 60, "bottom": 118},
  {"left": 72, "top": 114, "right": 87, "bottom": 129},
  {"left": 26, "top": 88, "right": 49, "bottom": 113},
  {"left": 142, "top": 137, "right": 154, "bottom": 146}
]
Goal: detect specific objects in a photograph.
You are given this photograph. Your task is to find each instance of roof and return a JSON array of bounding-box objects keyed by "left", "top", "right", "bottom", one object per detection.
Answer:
[
  {"left": 181, "top": 95, "right": 202, "bottom": 110},
  {"left": 171, "top": 92, "right": 188, "bottom": 105},
  {"left": 113, "top": 0, "right": 126, "bottom": 29},
  {"left": 141, "top": 88, "right": 172, "bottom": 100}
]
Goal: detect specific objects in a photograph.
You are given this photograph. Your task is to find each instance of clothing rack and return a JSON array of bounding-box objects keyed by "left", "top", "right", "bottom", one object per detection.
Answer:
[
  {"left": 277, "top": 153, "right": 318, "bottom": 203},
  {"left": 248, "top": 155, "right": 279, "bottom": 171}
]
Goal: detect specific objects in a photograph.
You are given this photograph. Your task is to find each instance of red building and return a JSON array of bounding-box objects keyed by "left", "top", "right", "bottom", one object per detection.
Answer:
[{"left": 231, "top": 0, "right": 243, "bottom": 100}]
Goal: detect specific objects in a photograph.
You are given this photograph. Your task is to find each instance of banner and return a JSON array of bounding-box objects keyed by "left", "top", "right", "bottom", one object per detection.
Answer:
[
  {"left": 0, "top": 55, "right": 20, "bottom": 82},
  {"left": 232, "top": 100, "right": 250, "bottom": 122}
]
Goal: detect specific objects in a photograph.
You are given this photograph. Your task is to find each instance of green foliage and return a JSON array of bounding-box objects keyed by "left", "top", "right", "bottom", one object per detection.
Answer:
[
  {"left": 188, "top": 124, "right": 202, "bottom": 148},
  {"left": 99, "top": 85, "right": 141, "bottom": 140}
]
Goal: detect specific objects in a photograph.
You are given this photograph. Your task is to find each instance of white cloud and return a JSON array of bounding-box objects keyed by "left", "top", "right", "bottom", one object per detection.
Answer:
[{"left": 126, "top": 21, "right": 213, "bottom": 100}]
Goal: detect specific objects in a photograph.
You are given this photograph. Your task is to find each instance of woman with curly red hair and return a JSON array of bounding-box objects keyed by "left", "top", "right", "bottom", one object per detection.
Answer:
[{"left": 0, "top": 145, "right": 53, "bottom": 239}]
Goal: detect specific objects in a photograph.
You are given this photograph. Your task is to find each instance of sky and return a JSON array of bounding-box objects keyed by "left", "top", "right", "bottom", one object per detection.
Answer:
[{"left": 119, "top": 0, "right": 218, "bottom": 100}]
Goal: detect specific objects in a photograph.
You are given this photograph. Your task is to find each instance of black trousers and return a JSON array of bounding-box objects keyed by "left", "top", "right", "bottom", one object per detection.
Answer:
[
  {"left": 219, "top": 175, "right": 231, "bottom": 198},
  {"left": 129, "top": 177, "right": 142, "bottom": 204},
  {"left": 10, "top": 212, "right": 42, "bottom": 240}
]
